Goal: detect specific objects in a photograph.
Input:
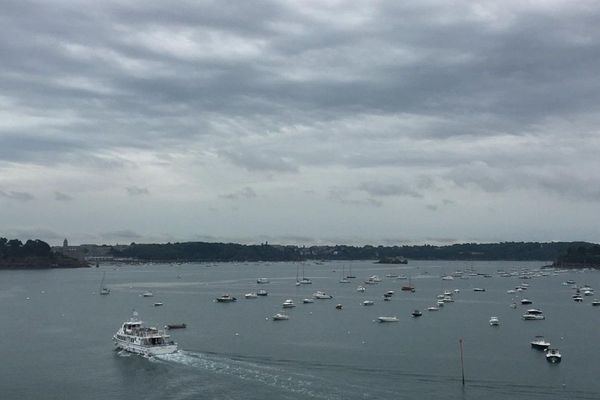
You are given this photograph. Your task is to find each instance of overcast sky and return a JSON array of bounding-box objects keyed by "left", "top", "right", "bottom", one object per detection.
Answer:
[{"left": 1, "top": 0, "right": 600, "bottom": 246}]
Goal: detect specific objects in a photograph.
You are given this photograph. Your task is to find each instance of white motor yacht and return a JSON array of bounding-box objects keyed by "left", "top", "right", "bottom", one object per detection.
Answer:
[
  {"left": 142, "top": 291, "right": 154, "bottom": 297},
  {"left": 216, "top": 294, "right": 237, "bottom": 302},
  {"left": 522, "top": 309, "right": 545, "bottom": 320},
  {"left": 272, "top": 313, "right": 289, "bottom": 321},
  {"left": 489, "top": 316, "right": 499, "bottom": 326},
  {"left": 520, "top": 299, "right": 532, "bottom": 305},
  {"left": 313, "top": 291, "right": 333, "bottom": 299},
  {"left": 282, "top": 299, "right": 296, "bottom": 308},
  {"left": 303, "top": 298, "right": 314, "bottom": 304},
  {"left": 530, "top": 335, "right": 551, "bottom": 350},
  {"left": 363, "top": 300, "right": 374, "bottom": 306},
  {"left": 545, "top": 348, "right": 562, "bottom": 363},
  {"left": 244, "top": 293, "right": 258, "bottom": 299},
  {"left": 113, "top": 311, "right": 177, "bottom": 357},
  {"left": 377, "top": 316, "right": 399, "bottom": 323},
  {"left": 427, "top": 306, "right": 439, "bottom": 311}
]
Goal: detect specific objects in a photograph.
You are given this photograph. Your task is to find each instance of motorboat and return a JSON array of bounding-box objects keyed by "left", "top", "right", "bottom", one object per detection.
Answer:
[
  {"left": 385, "top": 273, "right": 399, "bottom": 278},
  {"left": 113, "top": 311, "right": 177, "bottom": 356},
  {"left": 282, "top": 299, "right": 296, "bottom": 308},
  {"left": 545, "top": 348, "right": 562, "bottom": 363},
  {"left": 244, "top": 293, "right": 258, "bottom": 299},
  {"left": 256, "top": 289, "right": 268, "bottom": 296},
  {"left": 142, "top": 291, "right": 154, "bottom": 297},
  {"left": 216, "top": 294, "right": 237, "bottom": 303},
  {"left": 303, "top": 298, "right": 314, "bottom": 304},
  {"left": 507, "top": 289, "right": 516, "bottom": 294},
  {"left": 272, "top": 313, "right": 289, "bottom": 321},
  {"left": 377, "top": 316, "right": 399, "bottom": 323},
  {"left": 489, "top": 316, "right": 499, "bottom": 326},
  {"left": 427, "top": 306, "right": 439, "bottom": 311},
  {"left": 384, "top": 297, "right": 391, "bottom": 302},
  {"left": 336, "top": 304, "right": 343, "bottom": 310},
  {"left": 386, "top": 290, "right": 395, "bottom": 296},
  {"left": 520, "top": 299, "right": 532, "bottom": 305},
  {"left": 584, "top": 290, "right": 594, "bottom": 296},
  {"left": 441, "top": 275, "right": 454, "bottom": 281},
  {"left": 522, "top": 309, "right": 545, "bottom": 320},
  {"left": 153, "top": 302, "right": 163, "bottom": 307},
  {"left": 442, "top": 296, "right": 454, "bottom": 303},
  {"left": 100, "top": 288, "right": 111, "bottom": 295},
  {"left": 356, "top": 286, "right": 366, "bottom": 293},
  {"left": 573, "top": 295, "right": 584, "bottom": 302},
  {"left": 530, "top": 335, "right": 551, "bottom": 350},
  {"left": 383, "top": 292, "right": 393, "bottom": 298},
  {"left": 592, "top": 299, "right": 600, "bottom": 306},
  {"left": 412, "top": 310, "right": 422, "bottom": 317},
  {"left": 313, "top": 291, "right": 333, "bottom": 299},
  {"left": 473, "top": 288, "right": 486, "bottom": 292},
  {"left": 164, "top": 323, "right": 186, "bottom": 330},
  {"left": 437, "top": 300, "right": 445, "bottom": 307},
  {"left": 363, "top": 300, "right": 374, "bottom": 306},
  {"left": 256, "top": 278, "right": 269, "bottom": 284}
]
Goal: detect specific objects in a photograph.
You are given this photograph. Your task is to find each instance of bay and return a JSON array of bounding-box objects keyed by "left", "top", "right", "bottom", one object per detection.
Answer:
[{"left": 1, "top": 260, "right": 598, "bottom": 399}]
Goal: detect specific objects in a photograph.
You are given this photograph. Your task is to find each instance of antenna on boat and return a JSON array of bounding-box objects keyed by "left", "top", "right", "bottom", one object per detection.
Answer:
[{"left": 459, "top": 338, "right": 465, "bottom": 386}]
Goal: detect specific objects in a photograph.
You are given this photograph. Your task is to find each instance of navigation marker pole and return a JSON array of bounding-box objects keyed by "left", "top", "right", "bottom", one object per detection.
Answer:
[{"left": 459, "top": 338, "right": 465, "bottom": 386}]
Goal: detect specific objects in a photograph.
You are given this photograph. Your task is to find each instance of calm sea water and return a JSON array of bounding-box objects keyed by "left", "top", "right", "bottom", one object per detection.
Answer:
[{"left": 1, "top": 260, "right": 599, "bottom": 399}]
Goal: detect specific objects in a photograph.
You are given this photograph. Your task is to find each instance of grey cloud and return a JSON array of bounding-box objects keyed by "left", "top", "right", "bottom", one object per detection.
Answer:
[
  {"left": 126, "top": 186, "right": 150, "bottom": 196},
  {"left": 329, "top": 188, "right": 383, "bottom": 208},
  {"left": 219, "top": 187, "right": 257, "bottom": 200},
  {"left": 358, "top": 182, "right": 423, "bottom": 198},
  {"left": 99, "top": 229, "right": 143, "bottom": 241},
  {"left": 0, "top": 190, "right": 34, "bottom": 202},
  {"left": 220, "top": 150, "right": 298, "bottom": 173},
  {"left": 54, "top": 191, "right": 73, "bottom": 201}
]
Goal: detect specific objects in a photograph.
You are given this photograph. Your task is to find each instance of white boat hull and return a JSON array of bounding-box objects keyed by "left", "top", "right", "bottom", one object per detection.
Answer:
[{"left": 113, "top": 336, "right": 177, "bottom": 356}]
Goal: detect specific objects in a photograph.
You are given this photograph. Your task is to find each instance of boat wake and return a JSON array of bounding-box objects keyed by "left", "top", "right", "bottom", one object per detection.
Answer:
[{"left": 155, "top": 350, "right": 351, "bottom": 399}]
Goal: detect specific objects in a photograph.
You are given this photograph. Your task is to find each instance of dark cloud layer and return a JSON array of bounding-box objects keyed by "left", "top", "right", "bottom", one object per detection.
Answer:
[{"left": 1, "top": 1, "right": 600, "bottom": 244}]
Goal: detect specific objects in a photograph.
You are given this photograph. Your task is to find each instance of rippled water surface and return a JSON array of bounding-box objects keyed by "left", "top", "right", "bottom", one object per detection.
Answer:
[{"left": 1, "top": 260, "right": 599, "bottom": 399}]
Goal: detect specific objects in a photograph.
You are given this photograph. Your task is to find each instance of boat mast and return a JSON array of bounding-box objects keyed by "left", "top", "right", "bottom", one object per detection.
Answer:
[{"left": 459, "top": 338, "right": 465, "bottom": 386}]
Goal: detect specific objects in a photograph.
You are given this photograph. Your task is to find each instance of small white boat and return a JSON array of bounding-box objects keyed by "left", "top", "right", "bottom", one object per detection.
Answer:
[
  {"left": 339, "top": 278, "right": 350, "bottom": 283},
  {"left": 530, "top": 335, "right": 551, "bottom": 350},
  {"left": 545, "top": 348, "right": 562, "bottom": 363},
  {"left": 442, "top": 296, "right": 454, "bottom": 303},
  {"left": 473, "top": 288, "right": 486, "bottom": 292},
  {"left": 377, "top": 316, "right": 399, "bottom": 323},
  {"left": 245, "top": 293, "right": 258, "bottom": 299},
  {"left": 583, "top": 290, "right": 594, "bottom": 296},
  {"left": 256, "top": 289, "right": 268, "bottom": 296},
  {"left": 313, "top": 291, "right": 333, "bottom": 299},
  {"left": 427, "top": 306, "right": 439, "bottom": 311},
  {"left": 356, "top": 286, "right": 366, "bottom": 293},
  {"left": 216, "top": 294, "right": 237, "bottom": 302},
  {"left": 299, "top": 278, "right": 312, "bottom": 285},
  {"left": 303, "top": 298, "right": 314, "bottom": 304},
  {"left": 272, "top": 313, "right": 289, "bottom": 321},
  {"left": 489, "top": 316, "right": 499, "bottom": 326},
  {"left": 142, "top": 291, "right": 154, "bottom": 297},
  {"left": 153, "top": 302, "right": 163, "bottom": 307},
  {"left": 507, "top": 289, "right": 516, "bottom": 294},
  {"left": 521, "top": 299, "right": 532, "bottom": 305},
  {"left": 592, "top": 299, "right": 600, "bottom": 306},
  {"left": 256, "top": 278, "right": 269, "bottom": 284},
  {"left": 522, "top": 309, "right": 545, "bottom": 320},
  {"left": 441, "top": 275, "right": 454, "bottom": 281},
  {"left": 282, "top": 299, "right": 296, "bottom": 308},
  {"left": 113, "top": 311, "right": 177, "bottom": 356},
  {"left": 412, "top": 309, "right": 422, "bottom": 317},
  {"left": 363, "top": 300, "right": 374, "bottom": 306}
]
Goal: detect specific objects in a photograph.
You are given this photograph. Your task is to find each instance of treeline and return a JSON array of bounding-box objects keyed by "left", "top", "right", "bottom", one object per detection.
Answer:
[
  {"left": 0, "top": 238, "right": 52, "bottom": 258},
  {"left": 555, "top": 243, "right": 600, "bottom": 267},
  {"left": 111, "top": 241, "right": 588, "bottom": 262},
  {"left": 113, "top": 242, "right": 304, "bottom": 262},
  {"left": 0, "top": 238, "right": 87, "bottom": 269}
]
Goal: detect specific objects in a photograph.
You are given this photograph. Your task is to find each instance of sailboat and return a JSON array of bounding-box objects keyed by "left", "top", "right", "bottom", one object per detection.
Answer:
[
  {"left": 300, "top": 264, "right": 312, "bottom": 284},
  {"left": 346, "top": 264, "right": 356, "bottom": 279},
  {"left": 401, "top": 276, "right": 415, "bottom": 292},
  {"left": 339, "top": 266, "right": 350, "bottom": 283},
  {"left": 99, "top": 272, "right": 110, "bottom": 295}
]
